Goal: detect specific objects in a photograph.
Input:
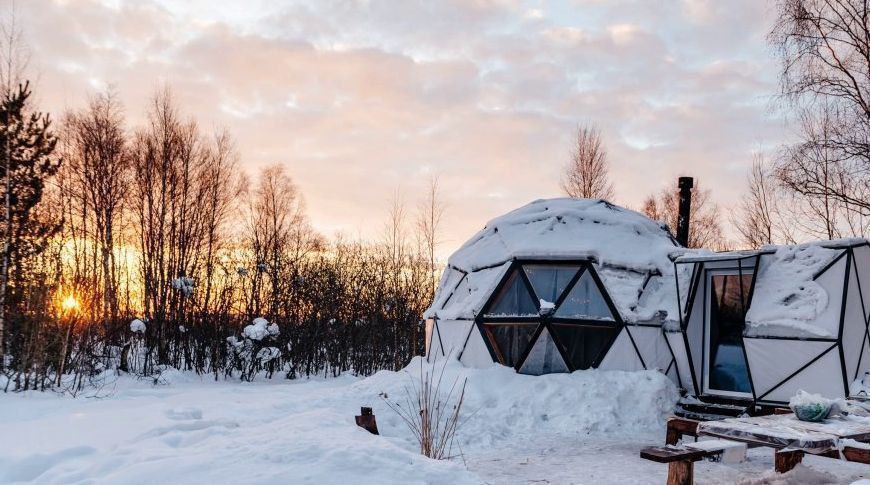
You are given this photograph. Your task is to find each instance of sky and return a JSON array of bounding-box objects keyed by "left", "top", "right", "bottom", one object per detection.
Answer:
[{"left": 21, "top": 0, "right": 790, "bottom": 257}]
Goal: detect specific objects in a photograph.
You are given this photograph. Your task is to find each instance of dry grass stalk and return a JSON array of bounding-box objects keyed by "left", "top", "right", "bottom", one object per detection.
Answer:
[{"left": 382, "top": 359, "right": 467, "bottom": 460}]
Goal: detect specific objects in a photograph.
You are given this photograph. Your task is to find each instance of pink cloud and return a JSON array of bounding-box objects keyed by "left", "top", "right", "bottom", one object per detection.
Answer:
[{"left": 24, "top": 0, "right": 788, "bottom": 255}]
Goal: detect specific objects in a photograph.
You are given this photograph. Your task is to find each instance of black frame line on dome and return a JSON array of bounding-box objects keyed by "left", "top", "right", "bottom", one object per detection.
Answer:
[
  {"left": 671, "top": 240, "right": 870, "bottom": 407},
  {"left": 852, "top": 249, "right": 870, "bottom": 382},
  {"left": 473, "top": 258, "right": 637, "bottom": 373}
]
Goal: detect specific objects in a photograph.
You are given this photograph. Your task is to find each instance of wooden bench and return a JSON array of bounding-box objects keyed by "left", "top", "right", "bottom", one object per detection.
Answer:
[
  {"left": 666, "top": 417, "right": 700, "bottom": 445},
  {"left": 640, "top": 446, "right": 721, "bottom": 485}
]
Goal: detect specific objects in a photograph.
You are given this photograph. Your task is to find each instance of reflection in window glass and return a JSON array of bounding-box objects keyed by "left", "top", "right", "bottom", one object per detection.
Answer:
[
  {"left": 485, "top": 269, "right": 537, "bottom": 316},
  {"left": 523, "top": 265, "right": 580, "bottom": 304},
  {"left": 483, "top": 323, "right": 538, "bottom": 367},
  {"left": 554, "top": 271, "right": 614, "bottom": 320},
  {"left": 708, "top": 273, "right": 753, "bottom": 394}
]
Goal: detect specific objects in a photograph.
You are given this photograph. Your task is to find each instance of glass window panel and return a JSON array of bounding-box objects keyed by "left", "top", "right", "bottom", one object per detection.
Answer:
[
  {"left": 518, "top": 327, "right": 569, "bottom": 375},
  {"left": 554, "top": 270, "right": 614, "bottom": 320},
  {"left": 708, "top": 273, "right": 753, "bottom": 394},
  {"left": 523, "top": 265, "right": 580, "bottom": 304},
  {"left": 550, "top": 324, "right": 620, "bottom": 370},
  {"left": 485, "top": 269, "right": 537, "bottom": 316},
  {"left": 482, "top": 323, "right": 539, "bottom": 367}
]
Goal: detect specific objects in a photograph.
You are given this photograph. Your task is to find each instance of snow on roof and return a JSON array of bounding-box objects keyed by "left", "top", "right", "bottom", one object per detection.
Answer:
[
  {"left": 744, "top": 242, "right": 848, "bottom": 338},
  {"left": 425, "top": 198, "right": 681, "bottom": 323}
]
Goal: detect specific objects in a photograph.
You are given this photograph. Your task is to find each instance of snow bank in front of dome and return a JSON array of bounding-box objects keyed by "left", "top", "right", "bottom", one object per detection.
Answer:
[{"left": 426, "top": 198, "right": 684, "bottom": 323}]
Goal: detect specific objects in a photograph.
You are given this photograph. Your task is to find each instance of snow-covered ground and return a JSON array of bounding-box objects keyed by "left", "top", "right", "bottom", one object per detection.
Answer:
[{"left": 1, "top": 359, "right": 869, "bottom": 484}]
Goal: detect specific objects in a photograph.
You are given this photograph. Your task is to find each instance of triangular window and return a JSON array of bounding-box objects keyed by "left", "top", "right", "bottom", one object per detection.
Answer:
[
  {"left": 482, "top": 323, "right": 538, "bottom": 367},
  {"left": 550, "top": 323, "right": 620, "bottom": 370},
  {"left": 518, "top": 327, "right": 569, "bottom": 375},
  {"left": 485, "top": 268, "right": 537, "bottom": 316},
  {"left": 523, "top": 265, "right": 580, "bottom": 305},
  {"left": 554, "top": 270, "right": 614, "bottom": 320}
]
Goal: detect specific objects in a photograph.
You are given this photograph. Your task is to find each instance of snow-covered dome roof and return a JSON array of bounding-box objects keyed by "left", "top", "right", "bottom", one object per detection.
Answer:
[{"left": 426, "top": 198, "right": 681, "bottom": 323}]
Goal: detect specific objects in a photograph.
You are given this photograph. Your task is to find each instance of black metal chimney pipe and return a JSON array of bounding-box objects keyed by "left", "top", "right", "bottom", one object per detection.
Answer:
[{"left": 677, "top": 177, "right": 693, "bottom": 247}]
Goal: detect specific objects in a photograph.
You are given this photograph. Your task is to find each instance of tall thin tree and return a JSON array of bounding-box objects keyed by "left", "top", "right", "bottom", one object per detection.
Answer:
[{"left": 561, "top": 123, "right": 614, "bottom": 200}]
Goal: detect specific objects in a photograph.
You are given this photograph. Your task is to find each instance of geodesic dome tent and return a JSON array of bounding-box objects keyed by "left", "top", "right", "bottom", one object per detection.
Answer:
[
  {"left": 424, "top": 198, "right": 682, "bottom": 377},
  {"left": 670, "top": 239, "right": 870, "bottom": 406}
]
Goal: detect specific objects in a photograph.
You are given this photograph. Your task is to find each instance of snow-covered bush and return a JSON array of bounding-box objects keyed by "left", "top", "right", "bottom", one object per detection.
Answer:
[
  {"left": 130, "top": 319, "right": 147, "bottom": 334},
  {"left": 171, "top": 277, "right": 195, "bottom": 297},
  {"left": 229, "top": 317, "right": 282, "bottom": 381},
  {"left": 243, "top": 317, "right": 279, "bottom": 340}
]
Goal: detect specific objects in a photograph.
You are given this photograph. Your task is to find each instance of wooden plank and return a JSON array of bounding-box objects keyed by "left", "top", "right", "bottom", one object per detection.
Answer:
[
  {"left": 640, "top": 447, "right": 706, "bottom": 463},
  {"left": 842, "top": 445, "right": 870, "bottom": 464},
  {"left": 666, "top": 417, "right": 700, "bottom": 445},
  {"left": 774, "top": 449, "right": 803, "bottom": 473}
]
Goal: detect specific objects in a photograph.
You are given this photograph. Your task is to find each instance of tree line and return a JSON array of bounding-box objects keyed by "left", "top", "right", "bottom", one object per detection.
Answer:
[{"left": 0, "top": 81, "right": 445, "bottom": 392}]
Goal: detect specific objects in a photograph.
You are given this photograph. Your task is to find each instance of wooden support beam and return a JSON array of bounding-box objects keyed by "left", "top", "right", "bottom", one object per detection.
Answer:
[{"left": 667, "top": 460, "right": 693, "bottom": 485}]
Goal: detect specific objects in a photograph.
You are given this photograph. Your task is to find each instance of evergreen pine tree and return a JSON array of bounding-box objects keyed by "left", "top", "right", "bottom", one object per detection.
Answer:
[{"left": 0, "top": 81, "right": 61, "bottom": 366}]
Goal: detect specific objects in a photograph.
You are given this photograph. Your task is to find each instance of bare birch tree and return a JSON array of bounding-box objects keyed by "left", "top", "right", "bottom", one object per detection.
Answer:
[
  {"left": 59, "top": 90, "right": 130, "bottom": 322},
  {"left": 561, "top": 123, "right": 614, "bottom": 200},
  {"left": 770, "top": 0, "right": 870, "bottom": 218},
  {"left": 732, "top": 155, "right": 794, "bottom": 248},
  {"left": 415, "top": 175, "right": 444, "bottom": 296}
]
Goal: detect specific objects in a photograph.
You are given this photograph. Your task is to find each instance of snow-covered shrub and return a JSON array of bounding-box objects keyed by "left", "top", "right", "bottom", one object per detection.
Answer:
[
  {"left": 243, "top": 317, "right": 279, "bottom": 340},
  {"left": 256, "top": 347, "right": 281, "bottom": 362},
  {"left": 171, "top": 277, "right": 195, "bottom": 297},
  {"left": 229, "top": 317, "right": 282, "bottom": 381},
  {"left": 130, "top": 319, "right": 147, "bottom": 334}
]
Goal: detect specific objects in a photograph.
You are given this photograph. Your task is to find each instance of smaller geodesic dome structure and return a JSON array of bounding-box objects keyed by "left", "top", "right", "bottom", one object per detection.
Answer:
[
  {"left": 670, "top": 239, "right": 870, "bottom": 406},
  {"left": 424, "top": 198, "right": 682, "bottom": 377}
]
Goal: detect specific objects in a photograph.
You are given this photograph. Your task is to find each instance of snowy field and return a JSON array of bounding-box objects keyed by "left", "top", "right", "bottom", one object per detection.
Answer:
[{"left": 2, "top": 360, "right": 869, "bottom": 484}]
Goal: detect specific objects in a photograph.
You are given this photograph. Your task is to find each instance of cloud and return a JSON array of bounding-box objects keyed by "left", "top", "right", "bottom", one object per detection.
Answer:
[{"left": 23, "top": 0, "right": 787, "bottom": 254}]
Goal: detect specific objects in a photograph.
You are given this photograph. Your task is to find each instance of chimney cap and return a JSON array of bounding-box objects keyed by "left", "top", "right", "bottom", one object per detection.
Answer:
[{"left": 678, "top": 176, "right": 694, "bottom": 189}]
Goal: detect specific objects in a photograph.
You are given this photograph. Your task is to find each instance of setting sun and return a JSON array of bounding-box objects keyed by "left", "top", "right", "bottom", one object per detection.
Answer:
[{"left": 61, "top": 294, "right": 80, "bottom": 313}]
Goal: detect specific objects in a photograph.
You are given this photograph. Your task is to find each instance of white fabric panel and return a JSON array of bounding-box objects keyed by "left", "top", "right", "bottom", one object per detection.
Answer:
[
  {"left": 853, "top": 245, "right": 870, "bottom": 321},
  {"left": 676, "top": 263, "right": 695, "bottom": 317},
  {"left": 843, "top": 258, "right": 866, "bottom": 381},
  {"left": 685, "top": 274, "right": 705, "bottom": 390},
  {"left": 598, "top": 328, "right": 644, "bottom": 372},
  {"left": 436, "top": 320, "right": 474, "bottom": 359},
  {"left": 427, "top": 320, "right": 444, "bottom": 362},
  {"left": 666, "top": 331, "right": 694, "bottom": 392},
  {"left": 424, "top": 319, "right": 433, "bottom": 356},
  {"left": 857, "top": 334, "right": 870, "bottom": 385},
  {"left": 744, "top": 338, "right": 833, "bottom": 398},
  {"left": 666, "top": 360, "right": 679, "bottom": 385},
  {"left": 626, "top": 326, "right": 672, "bottom": 372},
  {"left": 518, "top": 327, "right": 569, "bottom": 375},
  {"left": 766, "top": 346, "right": 845, "bottom": 403},
  {"left": 812, "top": 254, "right": 847, "bottom": 337},
  {"left": 459, "top": 325, "right": 494, "bottom": 369}
]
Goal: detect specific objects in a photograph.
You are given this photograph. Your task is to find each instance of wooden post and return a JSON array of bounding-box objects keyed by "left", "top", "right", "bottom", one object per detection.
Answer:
[
  {"left": 667, "top": 461, "right": 693, "bottom": 485},
  {"left": 774, "top": 449, "right": 803, "bottom": 473},
  {"left": 355, "top": 406, "right": 379, "bottom": 435}
]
